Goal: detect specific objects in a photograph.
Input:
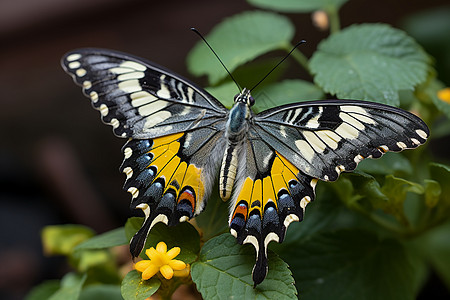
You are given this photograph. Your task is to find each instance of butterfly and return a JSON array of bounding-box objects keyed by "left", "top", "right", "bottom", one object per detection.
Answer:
[{"left": 61, "top": 48, "right": 429, "bottom": 286}]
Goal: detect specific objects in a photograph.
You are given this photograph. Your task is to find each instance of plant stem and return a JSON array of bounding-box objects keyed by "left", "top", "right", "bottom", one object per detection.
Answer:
[{"left": 327, "top": 7, "right": 341, "bottom": 34}]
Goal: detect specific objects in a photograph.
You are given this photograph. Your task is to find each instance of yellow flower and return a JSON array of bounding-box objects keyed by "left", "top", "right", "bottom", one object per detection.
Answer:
[
  {"left": 135, "top": 242, "right": 188, "bottom": 280},
  {"left": 438, "top": 87, "right": 450, "bottom": 103}
]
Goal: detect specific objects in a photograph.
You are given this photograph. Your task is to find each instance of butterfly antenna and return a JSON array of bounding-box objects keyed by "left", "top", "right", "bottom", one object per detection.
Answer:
[
  {"left": 191, "top": 27, "right": 242, "bottom": 92},
  {"left": 250, "top": 40, "right": 306, "bottom": 92}
]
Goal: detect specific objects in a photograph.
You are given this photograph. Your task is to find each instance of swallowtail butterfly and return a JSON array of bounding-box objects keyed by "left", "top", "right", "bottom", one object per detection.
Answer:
[{"left": 62, "top": 48, "right": 429, "bottom": 286}]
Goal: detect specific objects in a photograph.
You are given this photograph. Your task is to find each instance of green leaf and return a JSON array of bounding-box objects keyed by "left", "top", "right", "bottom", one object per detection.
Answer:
[
  {"left": 74, "top": 227, "right": 127, "bottom": 251},
  {"left": 25, "top": 280, "right": 60, "bottom": 300},
  {"left": 420, "top": 221, "right": 450, "bottom": 290},
  {"left": 381, "top": 175, "right": 424, "bottom": 208},
  {"left": 281, "top": 229, "right": 417, "bottom": 300},
  {"left": 191, "top": 233, "right": 296, "bottom": 299},
  {"left": 49, "top": 273, "right": 87, "bottom": 300},
  {"left": 125, "top": 218, "right": 200, "bottom": 263},
  {"left": 121, "top": 270, "right": 160, "bottom": 300},
  {"left": 253, "top": 79, "right": 325, "bottom": 112},
  {"left": 194, "top": 192, "right": 229, "bottom": 240},
  {"left": 357, "top": 152, "right": 413, "bottom": 176},
  {"left": 429, "top": 163, "right": 450, "bottom": 206},
  {"left": 205, "top": 82, "right": 236, "bottom": 108},
  {"left": 79, "top": 285, "right": 122, "bottom": 300},
  {"left": 77, "top": 249, "right": 112, "bottom": 272},
  {"left": 42, "top": 225, "right": 95, "bottom": 256},
  {"left": 187, "top": 11, "right": 294, "bottom": 85},
  {"left": 310, "top": 24, "right": 430, "bottom": 106},
  {"left": 423, "top": 179, "right": 441, "bottom": 208},
  {"left": 247, "top": 0, "right": 348, "bottom": 13},
  {"left": 336, "top": 172, "right": 388, "bottom": 210}
]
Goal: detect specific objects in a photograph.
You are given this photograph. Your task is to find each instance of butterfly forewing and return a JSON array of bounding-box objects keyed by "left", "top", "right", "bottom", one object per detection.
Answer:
[
  {"left": 254, "top": 100, "right": 429, "bottom": 181},
  {"left": 61, "top": 49, "right": 228, "bottom": 139}
]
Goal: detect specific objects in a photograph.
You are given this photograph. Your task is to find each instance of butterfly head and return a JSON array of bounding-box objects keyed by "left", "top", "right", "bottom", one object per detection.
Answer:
[{"left": 234, "top": 88, "right": 255, "bottom": 107}]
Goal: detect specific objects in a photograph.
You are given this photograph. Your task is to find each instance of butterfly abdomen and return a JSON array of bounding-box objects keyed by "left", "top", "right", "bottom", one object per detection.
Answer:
[{"left": 219, "top": 101, "right": 253, "bottom": 200}]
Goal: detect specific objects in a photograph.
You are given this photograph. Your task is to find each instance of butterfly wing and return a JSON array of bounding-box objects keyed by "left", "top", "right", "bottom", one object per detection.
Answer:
[
  {"left": 229, "top": 130, "right": 316, "bottom": 285},
  {"left": 61, "top": 49, "right": 228, "bottom": 257},
  {"left": 230, "top": 99, "right": 429, "bottom": 285},
  {"left": 254, "top": 100, "right": 429, "bottom": 181},
  {"left": 61, "top": 48, "right": 228, "bottom": 138}
]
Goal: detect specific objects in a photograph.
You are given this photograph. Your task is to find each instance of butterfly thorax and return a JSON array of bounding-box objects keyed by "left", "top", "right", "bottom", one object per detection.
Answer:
[{"left": 219, "top": 88, "right": 254, "bottom": 201}]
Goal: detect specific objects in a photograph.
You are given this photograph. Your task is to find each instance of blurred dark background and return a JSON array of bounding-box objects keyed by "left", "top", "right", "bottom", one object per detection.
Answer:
[{"left": 0, "top": 0, "right": 449, "bottom": 299}]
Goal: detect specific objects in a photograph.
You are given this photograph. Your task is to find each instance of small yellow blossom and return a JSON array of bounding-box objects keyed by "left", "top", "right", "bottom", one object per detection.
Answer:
[
  {"left": 438, "top": 87, "right": 450, "bottom": 103},
  {"left": 135, "top": 242, "right": 188, "bottom": 280}
]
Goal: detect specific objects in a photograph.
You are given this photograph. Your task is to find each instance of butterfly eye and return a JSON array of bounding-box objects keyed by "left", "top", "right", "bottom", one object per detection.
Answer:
[
  {"left": 248, "top": 96, "right": 255, "bottom": 106},
  {"left": 234, "top": 94, "right": 240, "bottom": 102}
]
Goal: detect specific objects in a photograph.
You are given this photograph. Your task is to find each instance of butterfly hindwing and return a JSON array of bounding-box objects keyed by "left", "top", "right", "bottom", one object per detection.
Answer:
[
  {"left": 121, "top": 126, "right": 226, "bottom": 257},
  {"left": 61, "top": 48, "right": 228, "bottom": 139},
  {"left": 229, "top": 129, "right": 317, "bottom": 285},
  {"left": 254, "top": 100, "right": 429, "bottom": 181}
]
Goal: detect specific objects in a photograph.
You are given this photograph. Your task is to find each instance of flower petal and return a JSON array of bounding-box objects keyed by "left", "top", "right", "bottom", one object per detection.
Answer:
[
  {"left": 156, "top": 242, "right": 167, "bottom": 254},
  {"left": 135, "top": 260, "right": 152, "bottom": 272},
  {"left": 168, "top": 259, "right": 186, "bottom": 270},
  {"left": 166, "top": 247, "right": 181, "bottom": 260},
  {"left": 173, "top": 264, "right": 190, "bottom": 277},
  {"left": 142, "top": 264, "right": 159, "bottom": 280},
  {"left": 145, "top": 247, "right": 157, "bottom": 259},
  {"left": 160, "top": 265, "right": 174, "bottom": 280}
]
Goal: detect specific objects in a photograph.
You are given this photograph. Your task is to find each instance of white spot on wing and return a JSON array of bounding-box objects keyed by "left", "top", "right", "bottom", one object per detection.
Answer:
[
  {"left": 127, "top": 187, "right": 139, "bottom": 199},
  {"left": 110, "top": 118, "right": 119, "bottom": 129},
  {"left": 66, "top": 53, "right": 81, "bottom": 61},
  {"left": 397, "top": 141, "right": 407, "bottom": 149},
  {"left": 416, "top": 129, "right": 427, "bottom": 139},
  {"left": 89, "top": 91, "right": 98, "bottom": 102},
  {"left": 118, "top": 71, "right": 145, "bottom": 81},
  {"left": 150, "top": 214, "right": 169, "bottom": 229},
  {"left": 303, "top": 131, "right": 327, "bottom": 153},
  {"left": 300, "top": 196, "right": 311, "bottom": 210},
  {"left": 243, "top": 235, "right": 259, "bottom": 254},
  {"left": 136, "top": 203, "right": 150, "bottom": 218},
  {"left": 354, "top": 154, "right": 364, "bottom": 164},
  {"left": 379, "top": 145, "right": 389, "bottom": 152},
  {"left": 316, "top": 130, "right": 340, "bottom": 150},
  {"left": 283, "top": 214, "right": 299, "bottom": 228},
  {"left": 138, "top": 100, "right": 168, "bottom": 116},
  {"left": 68, "top": 61, "right": 81, "bottom": 69},
  {"left": 124, "top": 147, "right": 133, "bottom": 159},
  {"left": 99, "top": 104, "right": 109, "bottom": 116},
  {"left": 123, "top": 167, "right": 133, "bottom": 179},
  {"left": 143, "top": 111, "right": 172, "bottom": 128},
  {"left": 411, "top": 138, "right": 420, "bottom": 145},
  {"left": 157, "top": 75, "right": 171, "bottom": 98},
  {"left": 264, "top": 232, "right": 279, "bottom": 252},
  {"left": 76, "top": 68, "right": 87, "bottom": 77},
  {"left": 295, "top": 139, "right": 315, "bottom": 162},
  {"left": 335, "top": 122, "right": 359, "bottom": 140},
  {"left": 83, "top": 81, "right": 92, "bottom": 89},
  {"left": 121, "top": 61, "right": 147, "bottom": 71},
  {"left": 118, "top": 79, "right": 142, "bottom": 93},
  {"left": 130, "top": 91, "right": 158, "bottom": 107},
  {"left": 339, "top": 112, "right": 365, "bottom": 130}
]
